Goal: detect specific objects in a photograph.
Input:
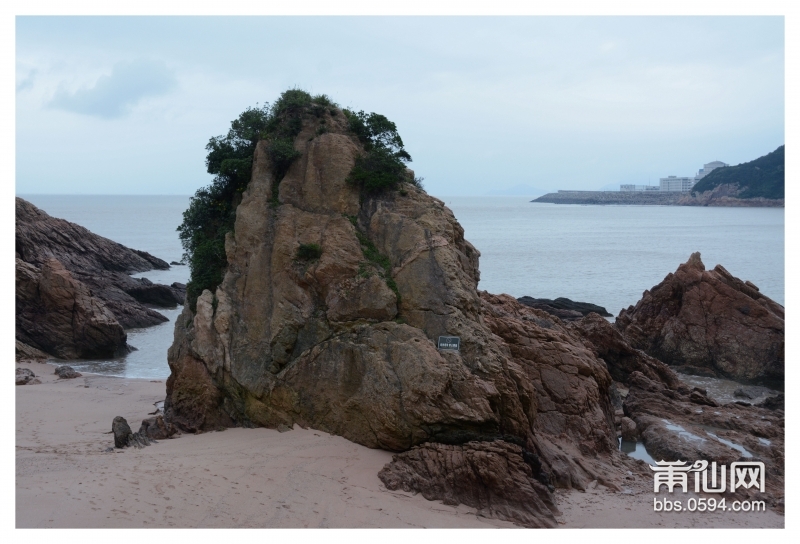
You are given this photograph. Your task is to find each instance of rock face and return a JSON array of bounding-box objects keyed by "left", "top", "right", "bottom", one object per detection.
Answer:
[
  {"left": 16, "top": 258, "right": 129, "bottom": 359},
  {"left": 623, "top": 371, "right": 784, "bottom": 506},
  {"left": 378, "top": 440, "right": 559, "bottom": 528},
  {"left": 615, "top": 252, "right": 784, "bottom": 386},
  {"left": 518, "top": 296, "right": 611, "bottom": 321},
  {"left": 164, "top": 109, "right": 627, "bottom": 525},
  {"left": 569, "top": 312, "right": 679, "bottom": 389},
  {"left": 16, "top": 197, "right": 185, "bottom": 329}
]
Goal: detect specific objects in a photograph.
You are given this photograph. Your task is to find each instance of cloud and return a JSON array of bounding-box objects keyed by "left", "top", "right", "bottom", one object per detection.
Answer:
[
  {"left": 48, "top": 59, "right": 176, "bottom": 118},
  {"left": 16, "top": 69, "right": 37, "bottom": 92}
]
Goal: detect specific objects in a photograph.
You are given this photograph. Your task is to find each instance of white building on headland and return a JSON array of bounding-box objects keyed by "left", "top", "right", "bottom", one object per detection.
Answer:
[
  {"left": 620, "top": 160, "right": 729, "bottom": 192},
  {"left": 694, "top": 161, "right": 728, "bottom": 181},
  {"left": 659, "top": 176, "right": 695, "bottom": 192}
]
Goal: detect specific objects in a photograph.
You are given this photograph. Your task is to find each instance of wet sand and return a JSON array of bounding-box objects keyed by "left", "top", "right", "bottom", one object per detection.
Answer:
[{"left": 15, "top": 361, "right": 783, "bottom": 528}]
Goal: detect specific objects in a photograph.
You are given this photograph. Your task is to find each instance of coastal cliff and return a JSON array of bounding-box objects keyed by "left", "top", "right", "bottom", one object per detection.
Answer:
[{"left": 15, "top": 197, "right": 185, "bottom": 360}]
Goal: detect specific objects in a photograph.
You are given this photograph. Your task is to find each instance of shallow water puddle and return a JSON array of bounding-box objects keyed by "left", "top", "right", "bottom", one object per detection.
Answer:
[
  {"left": 618, "top": 438, "right": 657, "bottom": 465},
  {"left": 661, "top": 419, "right": 706, "bottom": 444},
  {"left": 705, "top": 432, "right": 753, "bottom": 458}
]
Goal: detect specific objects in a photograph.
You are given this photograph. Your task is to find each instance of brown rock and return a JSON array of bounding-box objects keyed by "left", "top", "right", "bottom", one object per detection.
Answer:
[
  {"left": 164, "top": 110, "right": 621, "bottom": 502},
  {"left": 138, "top": 415, "right": 179, "bottom": 440},
  {"left": 54, "top": 365, "right": 82, "bottom": 379},
  {"left": 15, "top": 340, "right": 49, "bottom": 362},
  {"left": 112, "top": 416, "right": 151, "bottom": 449},
  {"left": 623, "top": 371, "right": 783, "bottom": 506},
  {"left": 615, "top": 252, "right": 784, "bottom": 386},
  {"left": 570, "top": 312, "right": 680, "bottom": 388},
  {"left": 16, "top": 197, "right": 180, "bottom": 329},
  {"left": 16, "top": 258, "right": 129, "bottom": 359},
  {"left": 619, "top": 417, "right": 638, "bottom": 441},
  {"left": 16, "top": 368, "right": 39, "bottom": 385},
  {"left": 378, "top": 440, "right": 559, "bottom": 528}
]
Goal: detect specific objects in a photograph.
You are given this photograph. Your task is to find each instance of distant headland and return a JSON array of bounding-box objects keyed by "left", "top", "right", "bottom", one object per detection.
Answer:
[{"left": 533, "top": 145, "right": 784, "bottom": 207}]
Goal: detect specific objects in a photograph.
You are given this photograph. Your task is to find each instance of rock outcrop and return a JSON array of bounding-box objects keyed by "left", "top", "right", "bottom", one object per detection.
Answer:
[
  {"left": 16, "top": 258, "right": 129, "bottom": 359},
  {"left": 569, "top": 312, "right": 679, "bottom": 389},
  {"left": 623, "top": 371, "right": 784, "bottom": 507},
  {"left": 16, "top": 197, "right": 185, "bottom": 329},
  {"left": 164, "top": 107, "right": 630, "bottom": 526},
  {"left": 378, "top": 440, "right": 559, "bottom": 528},
  {"left": 615, "top": 252, "right": 784, "bottom": 386},
  {"left": 163, "top": 103, "right": 785, "bottom": 525}
]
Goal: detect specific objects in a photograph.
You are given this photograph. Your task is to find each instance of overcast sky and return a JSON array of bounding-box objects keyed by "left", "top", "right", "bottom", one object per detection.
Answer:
[{"left": 15, "top": 16, "right": 784, "bottom": 197}]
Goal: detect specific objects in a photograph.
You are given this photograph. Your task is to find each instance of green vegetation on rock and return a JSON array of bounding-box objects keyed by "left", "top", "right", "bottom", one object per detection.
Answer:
[
  {"left": 178, "top": 89, "right": 418, "bottom": 309},
  {"left": 179, "top": 89, "right": 326, "bottom": 308},
  {"left": 691, "top": 145, "right": 785, "bottom": 200},
  {"left": 296, "top": 243, "right": 322, "bottom": 261},
  {"left": 343, "top": 109, "right": 422, "bottom": 194}
]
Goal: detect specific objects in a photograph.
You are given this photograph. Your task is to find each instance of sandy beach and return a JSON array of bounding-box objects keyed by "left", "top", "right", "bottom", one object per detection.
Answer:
[{"left": 16, "top": 361, "right": 783, "bottom": 529}]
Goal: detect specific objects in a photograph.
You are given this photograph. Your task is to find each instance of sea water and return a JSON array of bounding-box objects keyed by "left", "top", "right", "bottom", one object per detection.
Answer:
[{"left": 19, "top": 195, "right": 785, "bottom": 380}]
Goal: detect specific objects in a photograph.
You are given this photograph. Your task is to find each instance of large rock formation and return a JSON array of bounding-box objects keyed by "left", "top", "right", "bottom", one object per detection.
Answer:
[
  {"left": 15, "top": 197, "right": 185, "bottom": 329},
  {"left": 16, "top": 258, "right": 128, "bottom": 359},
  {"left": 164, "top": 107, "right": 630, "bottom": 526},
  {"left": 615, "top": 252, "right": 784, "bottom": 386},
  {"left": 163, "top": 104, "right": 785, "bottom": 524}
]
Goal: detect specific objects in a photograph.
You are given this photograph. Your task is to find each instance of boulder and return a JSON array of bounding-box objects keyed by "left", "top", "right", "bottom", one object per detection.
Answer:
[
  {"left": 54, "top": 365, "right": 82, "bottom": 379},
  {"left": 112, "top": 416, "right": 151, "bottom": 449},
  {"left": 16, "top": 258, "right": 129, "bottom": 359},
  {"left": 138, "top": 415, "right": 179, "bottom": 440},
  {"left": 615, "top": 252, "right": 784, "bottom": 386},
  {"left": 16, "top": 368, "right": 40, "bottom": 385},
  {"left": 378, "top": 440, "right": 559, "bottom": 528}
]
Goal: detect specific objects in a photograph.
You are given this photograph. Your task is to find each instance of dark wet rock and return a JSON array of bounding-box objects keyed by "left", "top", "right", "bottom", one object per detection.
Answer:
[
  {"left": 54, "top": 365, "right": 82, "bottom": 379},
  {"left": 518, "top": 296, "right": 611, "bottom": 318},
  {"left": 615, "top": 252, "right": 784, "bottom": 386},
  {"left": 138, "top": 415, "right": 179, "bottom": 440},
  {"left": 733, "top": 385, "right": 772, "bottom": 400},
  {"left": 112, "top": 416, "right": 151, "bottom": 449},
  {"left": 16, "top": 368, "right": 40, "bottom": 385},
  {"left": 757, "top": 393, "right": 785, "bottom": 411},
  {"left": 17, "top": 258, "right": 129, "bottom": 359},
  {"left": 379, "top": 440, "right": 559, "bottom": 528},
  {"left": 125, "top": 277, "right": 184, "bottom": 307},
  {"left": 517, "top": 296, "right": 611, "bottom": 322},
  {"left": 170, "top": 261, "right": 184, "bottom": 266},
  {"left": 16, "top": 197, "right": 175, "bottom": 329}
]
